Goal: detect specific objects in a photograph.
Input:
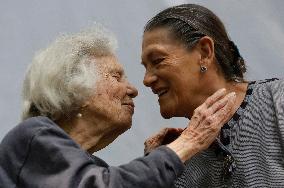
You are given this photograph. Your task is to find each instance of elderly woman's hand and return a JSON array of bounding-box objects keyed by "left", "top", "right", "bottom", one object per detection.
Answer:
[
  {"left": 144, "top": 127, "right": 184, "bottom": 155},
  {"left": 144, "top": 88, "right": 236, "bottom": 162},
  {"left": 166, "top": 88, "right": 236, "bottom": 162}
]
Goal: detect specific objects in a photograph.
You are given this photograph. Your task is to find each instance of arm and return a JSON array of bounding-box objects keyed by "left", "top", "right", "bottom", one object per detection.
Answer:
[
  {"left": 17, "top": 125, "right": 183, "bottom": 188},
  {"left": 16, "top": 89, "right": 235, "bottom": 188}
]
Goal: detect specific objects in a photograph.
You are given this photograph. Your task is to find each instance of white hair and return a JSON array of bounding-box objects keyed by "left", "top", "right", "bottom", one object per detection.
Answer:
[{"left": 22, "top": 24, "right": 117, "bottom": 120}]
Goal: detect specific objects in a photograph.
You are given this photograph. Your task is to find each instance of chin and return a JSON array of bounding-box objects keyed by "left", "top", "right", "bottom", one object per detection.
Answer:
[
  {"left": 159, "top": 101, "right": 180, "bottom": 119},
  {"left": 160, "top": 108, "right": 174, "bottom": 119},
  {"left": 112, "top": 122, "right": 131, "bottom": 140},
  {"left": 124, "top": 121, "right": 132, "bottom": 130},
  {"left": 119, "top": 119, "right": 132, "bottom": 131},
  {"left": 160, "top": 105, "right": 187, "bottom": 119},
  {"left": 161, "top": 114, "right": 172, "bottom": 119}
]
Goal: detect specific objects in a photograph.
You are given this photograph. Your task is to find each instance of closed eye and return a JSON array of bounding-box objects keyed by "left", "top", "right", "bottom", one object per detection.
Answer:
[
  {"left": 112, "top": 73, "right": 121, "bottom": 81},
  {"left": 152, "top": 58, "right": 165, "bottom": 65}
]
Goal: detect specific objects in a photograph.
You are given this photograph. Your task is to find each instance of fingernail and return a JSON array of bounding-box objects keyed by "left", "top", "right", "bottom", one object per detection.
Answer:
[
  {"left": 227, "top": 92, "right": 236, "bottom": 98},
  {"left": 218, "top": 88, "right": 226, "bottom": 94}
]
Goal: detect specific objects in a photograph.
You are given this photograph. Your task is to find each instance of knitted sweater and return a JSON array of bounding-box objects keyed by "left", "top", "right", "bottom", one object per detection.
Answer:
[{"left": 175, "top": 78, "right": 284, "bottom": 188}]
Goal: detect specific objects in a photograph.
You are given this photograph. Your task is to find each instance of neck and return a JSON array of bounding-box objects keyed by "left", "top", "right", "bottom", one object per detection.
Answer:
[
  {"left": 202, "top": 79, "right": 248, "bottom": 121},
  {"left": 225, "top": 80, "right": 248, "bottom": 117},
  {"left": 186, "top": 74, "right": 248, "bottom": 120},
  {"left": 57, "top": 116, "right": 121, "bottom": 154}
]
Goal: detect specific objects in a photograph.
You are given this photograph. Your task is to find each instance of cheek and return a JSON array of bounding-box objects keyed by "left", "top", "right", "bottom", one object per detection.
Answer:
[
  {"left": 105, "top": 83, "right": 126, "bottom": 102},
  {"left": 169, "top": 74, "right": 196, "bottom": 106}
]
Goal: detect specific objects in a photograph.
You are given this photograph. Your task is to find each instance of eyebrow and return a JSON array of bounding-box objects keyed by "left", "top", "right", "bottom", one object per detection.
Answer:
[
  {"left": 110, "top": 67, "right": 124, "bottom": 75},
  {"left": 141, "top": 50, "right": 155, "bottom": 65},
  {"left": 141, "top": 47, "right": 167, "bottom": 65}
]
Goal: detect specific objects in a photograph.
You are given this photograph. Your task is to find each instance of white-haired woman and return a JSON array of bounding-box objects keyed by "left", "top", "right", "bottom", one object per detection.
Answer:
[{"left": 0, "top": 25, "right": 236, "bottom": 188}]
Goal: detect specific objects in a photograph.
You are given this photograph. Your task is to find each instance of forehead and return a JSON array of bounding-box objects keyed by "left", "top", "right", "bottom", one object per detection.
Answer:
[
  {"left": 142, "top": 28, "right": 184, "bottom": 59},
  {"left": 142, "top": 28, "right": 174, "bottom": 49},
  {"left": 95, "top": 55, "right": 124, "bottom": 74}
]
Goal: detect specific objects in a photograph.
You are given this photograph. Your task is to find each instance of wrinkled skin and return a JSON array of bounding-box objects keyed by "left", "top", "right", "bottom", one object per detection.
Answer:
[
  {"left": 144, "top": 88, "right": 236, "bottom": 161},
  {"left": 84, "top": 55, "right": 138, "bottom": 131},
  {"left": 64, "top": 55, "right": 139, "bottom": 153},
  {"left": 141, "top": 27, "right": 244, "bottom": 159},
  {"left": 141, "top": 28, "right": 213, "bottom": 119},
  {"left": 144, "top": 127, "right": 184, "bottom": 155}
]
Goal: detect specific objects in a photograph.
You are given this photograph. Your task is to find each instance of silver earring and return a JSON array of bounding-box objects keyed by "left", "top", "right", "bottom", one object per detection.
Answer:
[
  {"left": 200, "top": 66, "right": 208, "bottom": 73},
  {"left": 76, "top": 113, "right": 82, "bottom": 118}
]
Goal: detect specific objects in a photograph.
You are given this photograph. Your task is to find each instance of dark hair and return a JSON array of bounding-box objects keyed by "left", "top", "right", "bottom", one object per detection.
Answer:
[{"left": 144, "top": 4, "right": 246, "bottom": 81}]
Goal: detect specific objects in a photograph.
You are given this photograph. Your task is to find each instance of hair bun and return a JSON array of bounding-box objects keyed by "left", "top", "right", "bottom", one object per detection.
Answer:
[{"left": 229, "top": 40, "right": 246, "bottom": 75}]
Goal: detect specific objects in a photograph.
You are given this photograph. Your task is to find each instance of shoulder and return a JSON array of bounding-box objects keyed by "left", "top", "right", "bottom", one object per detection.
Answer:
[
  {"left": 248, "top": 78, "right": 284, "bottom": 115},
  {"left": 241, "top": 78, "right": 283, "bottom": 115},
  {"left": 1, "top": 116, "right": 64, "bottom": 147},
  {"left": 0, "top": 116, "right": 77, "bottom": 166},
  {"left": 252, "top": 78, "right": 281, "bottom": 88},
  {"left": 0, "top": 116, "right": 69, "bottom": 185},
  {"left": 0, "top": 116, "right": 75, "bottom": 160},
  {"left": 251, "top": 78, "right": 283, "bottom": 97}
]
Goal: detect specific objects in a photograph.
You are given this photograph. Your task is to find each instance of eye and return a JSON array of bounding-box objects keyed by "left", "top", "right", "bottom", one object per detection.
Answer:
[
  {"left": 112, "top": 73, "right": 121, "bottom": 81},
  {"left": 152, "top": 57, "right": 165, "bottom": 65}
]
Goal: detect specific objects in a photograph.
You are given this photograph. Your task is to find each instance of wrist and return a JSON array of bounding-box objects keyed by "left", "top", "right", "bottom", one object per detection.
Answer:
[{"left": 166, "top": 137, "right": 197, "bottom": 162}]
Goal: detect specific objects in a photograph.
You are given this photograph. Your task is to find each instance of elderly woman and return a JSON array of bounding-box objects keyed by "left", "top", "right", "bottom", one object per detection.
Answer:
[
  {"left": 0, "top": 24, "right": 235, "bottom": 188},
  {"left": 142, "top": 4, "right": 284, "bottom": 188}
]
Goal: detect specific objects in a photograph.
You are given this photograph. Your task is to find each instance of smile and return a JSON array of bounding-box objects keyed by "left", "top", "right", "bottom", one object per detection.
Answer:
[
  {"left": 157, "top": 89, "right": 168, "bottom": 97},
  {"left": 152, "top": 87, "right": 168, "bottom": 97},
  {"left": 122, "top": 102, "right": 135, "bottom": 113}
]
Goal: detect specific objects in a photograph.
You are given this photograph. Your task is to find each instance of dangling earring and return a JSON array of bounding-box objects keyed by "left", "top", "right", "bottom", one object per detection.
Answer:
[
  {"left": 200, "top": 65, "right": 208, "bottom": 73},
  {"left": 76, "top": 113, "right": 82, "bottom": 118}
]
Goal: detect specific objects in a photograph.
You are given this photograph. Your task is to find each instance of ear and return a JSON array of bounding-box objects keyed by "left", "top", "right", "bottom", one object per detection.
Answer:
[
  {"left": 81, "top": 100, "right": 90, "bottom": 109},
  {"left": 196, "top": 36, "right": 215, "bottom": 67}
]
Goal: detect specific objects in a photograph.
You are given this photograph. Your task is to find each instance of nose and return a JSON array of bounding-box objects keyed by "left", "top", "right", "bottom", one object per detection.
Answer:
[
  {"left": 127, "top": 82, "right": 138, "bottom": 98},
  {"left": 143, "top": 69, "right": 158, "bottom": 87}
]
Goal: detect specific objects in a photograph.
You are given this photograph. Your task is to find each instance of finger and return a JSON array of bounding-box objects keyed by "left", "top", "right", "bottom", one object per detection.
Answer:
[
  {"left": 176, "top": 128, "right": 185, "bottom": 133},
  {"left": 148, "top": 128, "right": 168, "bottom": 140},
  {"left": 201, "top": 88, "right": 227, "bottom": 109},
  {"left": 190, "top": 88, "right": 227, "bottom": 127},
  {"left": 162, "top": 130, "right": 182, "bottom": 145},
  {"left": 206, "top": 92, "right": 236, "bottom": 116},
  {"left": 210, "top": 92, "right": 236, "bottom": 128},
  {"left": 167, "top": 128, "right": 184, "bottom": 134},
  {"left": 144, "top": 128, "right": 181, "bottom": 154},
  {"left": 145, "top": 127, "right": 172, "bottom": 146}
]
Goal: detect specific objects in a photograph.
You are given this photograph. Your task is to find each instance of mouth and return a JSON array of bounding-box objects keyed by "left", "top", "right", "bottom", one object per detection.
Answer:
[
  {"left": 157, "top": 89, "right": 168, "bottom": 97},
  {"left": 152, "top": 88, "right": 168, "bottom": 97},
  {"left": 122, "top": 102, "right": 135, "bottom": 113}
]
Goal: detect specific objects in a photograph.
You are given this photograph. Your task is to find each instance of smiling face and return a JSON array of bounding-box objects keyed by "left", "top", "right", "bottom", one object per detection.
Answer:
[
  {"left": 84, "top": 55, "right": 138, "bottom": 131},
  {"left": 141, "top": 27, "right": 208, "bottom": 118}
]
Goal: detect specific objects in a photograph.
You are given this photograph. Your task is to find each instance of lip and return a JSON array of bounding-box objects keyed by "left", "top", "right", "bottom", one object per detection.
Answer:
[
  {"left": 122, "top": 101, "right": 134, "bottom": 107},
  {"left": 122, "top": 102, "right": 135, "bottom": 113},
  {"left": 152, "top": 87, "right": 168, "bottom": 97}
]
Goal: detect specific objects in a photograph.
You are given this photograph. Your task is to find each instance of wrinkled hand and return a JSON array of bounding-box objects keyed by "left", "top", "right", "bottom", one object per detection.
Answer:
[
  {"left": 167, "top": 88, "right": 236, "bottom": 162},
  {"left": 144, "top": 127, "right": 184, "bottom": 155}
]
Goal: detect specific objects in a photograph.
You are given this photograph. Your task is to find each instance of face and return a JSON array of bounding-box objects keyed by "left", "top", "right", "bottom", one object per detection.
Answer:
[
  {"left": 84, "top": 55, "right": 138, "bottom": 131},
  {"left": 141, "top": 28, "right": 206, "bottom": 118}
]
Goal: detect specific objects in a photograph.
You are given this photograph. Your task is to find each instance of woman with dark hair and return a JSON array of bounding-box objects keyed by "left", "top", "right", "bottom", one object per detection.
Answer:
[{"left": 142, "top": 4, "right": 284, "bottom": 187}]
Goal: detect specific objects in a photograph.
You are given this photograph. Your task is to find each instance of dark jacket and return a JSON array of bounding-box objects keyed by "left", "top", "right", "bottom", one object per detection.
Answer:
[{"left": 0, "top": 116, "right": 184, "bottom": 188}]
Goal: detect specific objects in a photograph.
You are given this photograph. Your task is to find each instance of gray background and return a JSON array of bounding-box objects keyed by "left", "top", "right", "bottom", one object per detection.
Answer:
[{"left": 0, "top": 0, "right": 283, "bottom": 165}]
